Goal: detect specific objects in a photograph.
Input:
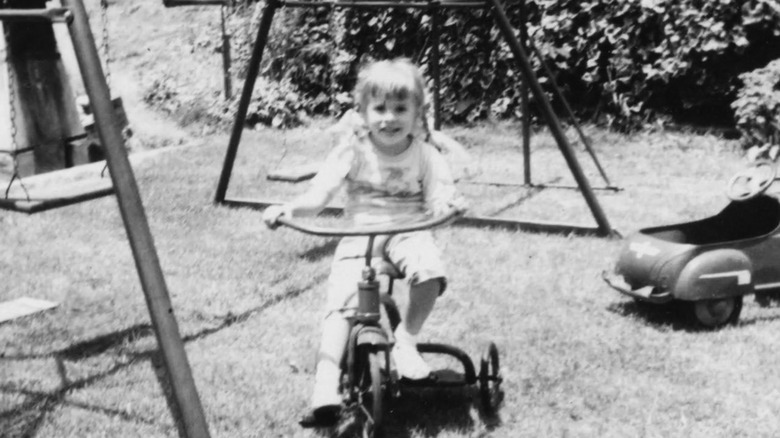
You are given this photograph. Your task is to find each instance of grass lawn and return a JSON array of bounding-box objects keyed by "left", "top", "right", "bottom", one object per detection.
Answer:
[{"left": 3, "top": 111, "right": 780, "bottom": 438}]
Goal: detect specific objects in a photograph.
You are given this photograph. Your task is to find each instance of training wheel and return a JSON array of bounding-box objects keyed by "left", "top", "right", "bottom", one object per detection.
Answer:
[
  {"left": 726, "top": 159, "right": 777, "bottom": 201},
  {"left": 691, "top": 296, "right": 743, "bottom": 328},
  {"left": 478, "top": 342, "right": 502, "bottom": 415}
]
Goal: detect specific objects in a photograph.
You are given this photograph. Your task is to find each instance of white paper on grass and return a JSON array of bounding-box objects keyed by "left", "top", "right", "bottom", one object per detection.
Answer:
[{"left": 0, "top": 297, "right": 59, "bottom": 323}]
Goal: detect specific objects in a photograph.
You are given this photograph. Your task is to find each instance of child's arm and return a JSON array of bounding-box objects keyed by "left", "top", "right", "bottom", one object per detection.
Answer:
[
  {"left": 263, "top": 141, "right": 354, "bottom": 228},
  {"left": 427, "top": 130, "right": 477, "bottom": 181},
  {"left": 262, "top": 184, "right": 339, "bottom": 228},
  {"left": 421, "top": 146, "right": 468, "bottom": 216}
]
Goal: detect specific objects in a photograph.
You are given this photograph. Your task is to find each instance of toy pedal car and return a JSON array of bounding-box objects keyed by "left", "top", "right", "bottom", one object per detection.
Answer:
[{"left": 604, "top": 160, "right": 780, "bottom": 328}]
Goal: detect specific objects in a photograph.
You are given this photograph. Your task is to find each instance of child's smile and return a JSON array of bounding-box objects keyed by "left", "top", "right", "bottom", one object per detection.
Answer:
[{"left": 364, "top": 94, "right": 418, "bottom": 154}]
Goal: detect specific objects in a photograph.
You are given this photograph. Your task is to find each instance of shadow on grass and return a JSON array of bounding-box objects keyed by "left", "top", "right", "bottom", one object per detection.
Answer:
[
  {"left": 59, "top": 323, "right": 155, "bottom": 360},
  {"left": 607, "top": 299, "right": 716, "bottom": 332},
  {"left": 0, "top": 357, "right": 154, "bottom": 438},
  {"left": 0, "top": 274, "right": 325, "bottom": 438},
  {"left": 607, "top": 298, "right": 780, "bottom": 331},
  {"left": 322, "top": 375, "right": 502, "bottom": 438},
  {"left": 485, "top": 183, "right": 546, "bottom": 218},
  {"left": 382, "top": 387, "right": 483, "bottom": 438},
  {"left": 324, "top": 391, "right": 475, "bottom": 438},
  {"left": 299, "top": 239, "right": 339, "bottom": 262}
]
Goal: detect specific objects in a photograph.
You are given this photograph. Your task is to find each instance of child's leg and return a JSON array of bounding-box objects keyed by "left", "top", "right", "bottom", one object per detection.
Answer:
[
  {"left": 385, "top": 232, "right": 447, "bottom": 380},
  {"left": 393, "top": 278, "right": 442, "bottom": 379},
  {"left": 309, "top": 255, "right": 363, "bottom": 411},
  {"left": 311, "top": 313, "right": 349, "bottom": 409},
  {"left": 398, "top": 278, "right": 440, "bottom": 335}
]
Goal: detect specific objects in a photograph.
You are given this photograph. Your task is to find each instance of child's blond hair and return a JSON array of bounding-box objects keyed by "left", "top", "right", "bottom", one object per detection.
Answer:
[{"left": 353, "top": 58, "right": 429, "bottom": 136}]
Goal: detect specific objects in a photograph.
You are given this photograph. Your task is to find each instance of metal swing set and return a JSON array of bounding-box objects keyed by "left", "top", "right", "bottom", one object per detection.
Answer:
[
  {"left": 1, "top": 1, "right": 620, "bottom": 437},
  {"left": 0, "top": 2, "right": 212, "bottom": 438},
  {"left": 210, "top": 0, "right": 619, "bottom": 237}
]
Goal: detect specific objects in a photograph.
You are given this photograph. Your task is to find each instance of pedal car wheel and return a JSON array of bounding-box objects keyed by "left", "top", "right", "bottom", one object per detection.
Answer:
[
  {"left": 358, "top": 350, "right": 384, "bottom": 438},
  {"left": 478, "top": 342, "right": 502, "bottom": 415},
  {"left": 691, "top": 296, "right": 743, "bottom": 328}
]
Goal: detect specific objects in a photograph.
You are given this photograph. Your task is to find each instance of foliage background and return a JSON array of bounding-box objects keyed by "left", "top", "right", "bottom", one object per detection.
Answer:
[{"left": 213, "top": 0, "right": 780, "bottom": 133}]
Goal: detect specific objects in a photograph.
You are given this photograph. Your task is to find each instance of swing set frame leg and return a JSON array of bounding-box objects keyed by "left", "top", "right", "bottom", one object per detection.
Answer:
[{"left": 61, "top": 1, "right": 212, "bottom": 436}]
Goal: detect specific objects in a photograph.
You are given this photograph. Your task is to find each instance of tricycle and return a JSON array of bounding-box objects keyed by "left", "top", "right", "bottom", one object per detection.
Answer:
[
  {"left": 276, "top": 210, "right": 502, "bottom": 436},
  {"left": 604, "top": 159, "right": 780, "bottom": 328}
]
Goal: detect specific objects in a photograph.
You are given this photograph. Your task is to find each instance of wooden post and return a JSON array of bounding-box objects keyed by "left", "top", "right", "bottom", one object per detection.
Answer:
[{"left": 2, "top": 0, "right": 83, "bottom": 176}]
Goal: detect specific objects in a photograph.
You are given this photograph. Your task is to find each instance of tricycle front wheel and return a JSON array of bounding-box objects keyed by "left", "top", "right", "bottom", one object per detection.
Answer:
[
  {"left": 691, "top": 296, "right": 743, "bottom": 328},
  {"left": 358, "top": 350, "right": 384, "bottom": 438}
]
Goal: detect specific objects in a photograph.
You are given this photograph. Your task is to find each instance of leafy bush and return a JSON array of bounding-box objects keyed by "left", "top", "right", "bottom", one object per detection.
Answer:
[
  {"left": 732, "top": 58, "right": 780, "bottom": 153},
  {"left": 246, "top": 79, "right": 309, "bottom": 128},
  {"left": 224, "top": 0, "right": 780, "bottom": 131},
  {"left": 144, "top": 74, "right": 233, "bottom": 130},
  {"left": 227, "top": 5, "right": 352, "bottom": 127}
]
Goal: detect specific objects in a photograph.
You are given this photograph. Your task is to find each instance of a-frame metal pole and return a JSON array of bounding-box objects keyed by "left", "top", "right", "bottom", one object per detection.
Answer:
[
  {"left": 430, "top": 0, "right": 442, "bottom": 129},
  {"left": 220, "top": 4, "right": 232, "bottom": 100},
  {"left": 488, "top": 0, "right": 613, "bottom": 236},
  {"left": 61, "top": 0, "right": 211, "bottom": 436},
  {"left": 519, "top": 0, "right": 531, "bottom": 185},
  {"left": 214, "top": 0, "right": 279, "bottom": 203}
]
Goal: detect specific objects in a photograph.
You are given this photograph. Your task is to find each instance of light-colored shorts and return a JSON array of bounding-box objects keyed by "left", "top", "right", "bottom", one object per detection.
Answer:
[{"left": 325, "top": 231, "right": 447, "bottom": 312}]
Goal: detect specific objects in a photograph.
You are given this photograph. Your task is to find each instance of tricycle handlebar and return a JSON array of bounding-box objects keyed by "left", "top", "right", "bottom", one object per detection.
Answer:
[{"left": 276, "top": 209, "right": 461, "bottom": 237}]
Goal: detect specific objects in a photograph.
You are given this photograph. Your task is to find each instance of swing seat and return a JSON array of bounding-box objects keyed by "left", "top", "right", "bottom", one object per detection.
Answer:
[
  {"left": 0, "top": 172, "right": 114, "bottom": 214},
  {"left": 267, "top": 162, "right": 319, "bottom": 183}
]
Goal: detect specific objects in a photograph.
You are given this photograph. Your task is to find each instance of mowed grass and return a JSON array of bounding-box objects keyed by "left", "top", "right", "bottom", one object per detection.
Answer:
[{"left": 3, "top": 119, "right": 780, "bottom": 438}]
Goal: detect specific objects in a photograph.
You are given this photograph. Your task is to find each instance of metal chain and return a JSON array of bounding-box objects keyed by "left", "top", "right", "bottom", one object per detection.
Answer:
[
  {"left": 99, "top": 0, "right": 113, "bottom": 179},
  {"left": 100, "top": 0, "right": 111, "bottom": 91},
  {"left": 2, "top": 22, "right": 29, "bottom": 200}
]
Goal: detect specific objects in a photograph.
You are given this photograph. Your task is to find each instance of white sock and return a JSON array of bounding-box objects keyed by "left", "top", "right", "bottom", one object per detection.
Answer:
[
  {"left": 311, "top": 361, "right": 341, "bottom": 408},
  {"left": 394, "top": 324, "right": 418, "bottom": 347}
]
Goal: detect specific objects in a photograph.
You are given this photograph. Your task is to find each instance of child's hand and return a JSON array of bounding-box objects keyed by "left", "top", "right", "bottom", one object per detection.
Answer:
[
  {"left": 448, "top": 196, "right": 469, "bottom": 215},
  {"left": 430, "top": 197, "right": 468, "bottom": 217},
  {"left": 262, "top": 205, "right": 290, "bottom": 229}
]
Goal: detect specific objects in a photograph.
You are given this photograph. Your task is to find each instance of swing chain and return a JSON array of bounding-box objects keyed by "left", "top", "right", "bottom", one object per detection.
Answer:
[
  {"left": 326, "top": 5, "right": 346, "bottom": 115},
  {"left": 2, "top": 22, "right": 30, "bottom": 201},
  {"left": 100, "top": 0, "right": 111, "bottom": 90},
  {"left": 326, "top": 4, "right": 336, "bottom": 114}
]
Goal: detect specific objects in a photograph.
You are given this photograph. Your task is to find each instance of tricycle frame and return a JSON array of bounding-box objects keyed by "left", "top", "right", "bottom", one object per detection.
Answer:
[{"left": 276, "top": 211, "right": 502, "bottom": 435}]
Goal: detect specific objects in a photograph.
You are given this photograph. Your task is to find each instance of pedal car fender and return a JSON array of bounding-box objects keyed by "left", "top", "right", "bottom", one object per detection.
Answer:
[
  {"left": 675, "top": 249, "right": 753, "bottom": 301},
  {"left": 356, "top": 326, "right": 389, "bottom": 347}
]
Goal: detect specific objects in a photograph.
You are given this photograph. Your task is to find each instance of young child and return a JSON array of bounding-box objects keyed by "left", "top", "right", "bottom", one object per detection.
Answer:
[
  {"left": 263, "top": 58, "right": 465, "bottom": 427},
  {"left": 327, "top": 99, "right": 477, "bottom": 181}
]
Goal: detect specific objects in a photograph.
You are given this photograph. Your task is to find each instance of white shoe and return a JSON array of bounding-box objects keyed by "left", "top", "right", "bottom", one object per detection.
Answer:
[
  {"left": 311, "top": 385, "right": 341, "bottom": 409},
  {"left": 392, "top": 343, "right": 431, "bottom": 380},
  {"left": 302, "top": 387, "right": 341, "bottom": 428},
  {"left": 310, "top": 374, "right": 341, "bottom": 409}
]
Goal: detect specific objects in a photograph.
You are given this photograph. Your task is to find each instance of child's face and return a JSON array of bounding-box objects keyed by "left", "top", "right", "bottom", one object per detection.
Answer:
[{"left": 363, "top": 93, "right": 418, "bottom": 152}]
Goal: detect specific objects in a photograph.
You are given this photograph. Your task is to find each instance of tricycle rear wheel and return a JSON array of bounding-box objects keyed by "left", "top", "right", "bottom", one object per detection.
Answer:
[
  {"left": 691, "top": 296, "right": 743, "bottom": 328},
  {"left": 478, "top": 342, "right": 502, "bottom": 415}
]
